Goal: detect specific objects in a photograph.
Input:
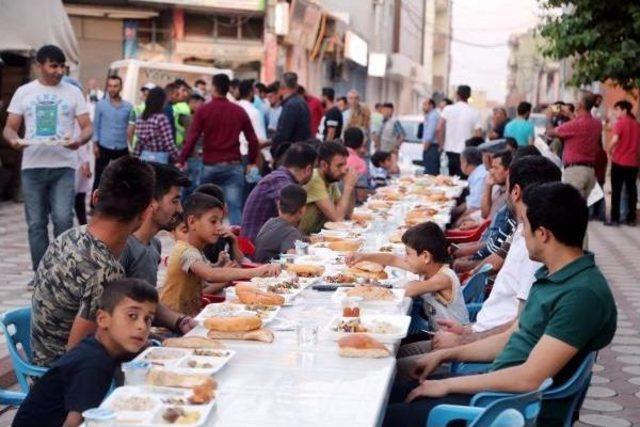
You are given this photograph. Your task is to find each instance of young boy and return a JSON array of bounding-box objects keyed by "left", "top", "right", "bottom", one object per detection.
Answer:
[
  {"left": 13, "top": 278, "right": 158, "bottom": 427},
  {"left": 194, "top": 183, "right": 244, "bottom": 266},
  {"left": 346, "top": 222, "right": 468, "bottom": 327},
  {"left": 161, "top": 193, "right": 280, "bottom": 316},
  {"left": 253, "top": 184, "right": 307, "bottom": 263},
  {"left": 369, "top": 151, "right": 395, "bottom": 188}
]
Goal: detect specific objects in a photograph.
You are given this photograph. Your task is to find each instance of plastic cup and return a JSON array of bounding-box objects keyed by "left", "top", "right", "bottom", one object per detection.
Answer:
[
  {"left": 121, "top": 360, "right": 150, "bottom": 386},
  {"left": 82, "top": 408, "right": 116, "bottom": 427},
  {"left": 296, "top": 319, "right": 318, "bottom": 349}
]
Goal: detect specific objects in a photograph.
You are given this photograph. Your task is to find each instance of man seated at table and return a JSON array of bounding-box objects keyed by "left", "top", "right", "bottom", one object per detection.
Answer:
[
  {"left": 299, "top": 141, "right": 360, "bottom": 235},
  {"left": 384, "top": 182, "right": 617, "bottom": 427},
  {"left": 254, "top": 184, "right": 307, "bottom": 263},
  {"left": 398, "top": 156, "right": 561, "bottom": 360},
  {"left": 241, "top": 143, "right": 317, "bottom": 242},
  {"left": 14, "top": 278, "right": 158, "bottom": 427},
  {"left": 452, "top": 147, "right": 487, "bottom": 223},
  {"left": 31, "top": 157, "right": 157, "bottom": 367},
  {"left": 119, "top": 162, "right": 198, "bottom": 333}
]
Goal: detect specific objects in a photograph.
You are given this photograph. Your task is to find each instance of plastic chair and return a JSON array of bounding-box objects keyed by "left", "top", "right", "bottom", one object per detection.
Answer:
[
  {"left": 407, "top": 298, "right": 431, "bottom": 335},
  {"left": 427, "top": 378, "right": 551, "bottom": 427},
  {"left": 0, "top": 389, "right": 26, "bottom": 406},
  {"left": 237, "top": 237, "right": 256, "bottom": 257},
  {"left": 446, "top": 219, "right": 492, "bottom": 244},
  {"left": 462, "top": 264, "right": 492, "bottom": 304},
  {"left": 468, "top": 353, "right": 596, "bottom": 427},
  {"left": 0, "top": 307, "right": 48, "bottom": 393},
  {"left": 487, "top": 409, "right": 525, "bottom": 427},
  {"left": 466, "top": 302, "right": 483, "bottom": 323}
]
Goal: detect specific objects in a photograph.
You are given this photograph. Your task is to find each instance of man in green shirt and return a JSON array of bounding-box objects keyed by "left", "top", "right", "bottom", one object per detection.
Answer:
[
  {"left": 383, "top": 182, "right": 616, "bottom": 427},
  {"left": 299, "top": 141, "right": 359, "bottom": 235}
]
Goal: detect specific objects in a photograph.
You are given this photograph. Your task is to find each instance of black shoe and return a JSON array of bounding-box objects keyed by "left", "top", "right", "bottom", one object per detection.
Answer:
[
  {"left": 625, "top": 220, "right": 637, "bottom": 227},
  {"left": 604, "top": 220, "right": 620, "bottom": 227}
]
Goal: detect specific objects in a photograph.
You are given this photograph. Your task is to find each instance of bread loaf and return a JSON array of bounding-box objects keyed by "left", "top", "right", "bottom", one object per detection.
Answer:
[
  {"left": 337, "top": 334, "right": 390, "bottom": 358},
  {"left": 235, "top": 282, "right": 285, "bottom": 306},
  {"left": 207, "top": 328, "right": 274, "bottom": 343},
  {"left": 203, "top": 315, "right": 262, "bottom": 332},
  {"left": 163, "top": 336, "right": 226, "bottom": 349}
]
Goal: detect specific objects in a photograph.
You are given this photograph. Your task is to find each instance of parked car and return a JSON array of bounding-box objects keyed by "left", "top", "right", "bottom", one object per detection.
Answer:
[{"left": 395, "top": 115, "right": 424, "bottom": 166}]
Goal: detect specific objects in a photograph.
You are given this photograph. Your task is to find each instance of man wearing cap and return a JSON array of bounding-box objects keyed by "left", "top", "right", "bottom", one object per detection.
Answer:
[{"left": 92, "top": 75, "right": 133, "bottom": 192}]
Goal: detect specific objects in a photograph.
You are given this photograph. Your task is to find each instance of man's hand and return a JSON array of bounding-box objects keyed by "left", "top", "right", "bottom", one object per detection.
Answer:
[
  {"left": 80, "top": 162, "right": 92, "bottom": 179},
  {"left": 179, "top": 317, "right": 197, "bottom": 334},
  {"left": 410, "top": 351, "right": 446, "bottom": 383},
  {"left": 406, "top": 379, "right": 449, "bottom": 402},
  {"left": 255, "top": 264, "right": 281, "bottom": 277},
  {"left": 432, "top": 330, "right": 464, "bottom": 349},
  {"left": 64, "top": 140, "right": 83, "bottom": 151},
  {"left": 93, "top": 143, "right": 100, "bottom": 158},
  {"left": 8, "top": 138, "right": 25, "bottom": 151},
  {"left": 220, "top": 227, "right": 237, "bottom": 243},
  {"left": 344, "top": 252, "right": 364, "bottom": 267},
  {"left": 484, "top": 173, "right": 496, "bottom": 187},
  {"left": 214, "top": 250, "right": 231, "bottom": 267},
  {"left": 436, "top": 319, "right": 467, "bottom": 334},
  {"left": 343, "top": 167, "right": 360, "bottom": 189}
]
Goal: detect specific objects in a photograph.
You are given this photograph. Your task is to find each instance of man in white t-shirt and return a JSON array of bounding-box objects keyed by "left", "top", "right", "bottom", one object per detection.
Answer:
[
  {"left": 430, "top": 155, "right": 562, "bottom": 349},
  {"left": 237, "top": 80, "right": 271, "bottom": 168},
  {"left": 3, "top": 45, "right": 93, "bottom": 271},
  {"left": 437, "top": 85, "right": 483, "bottom": 177}
]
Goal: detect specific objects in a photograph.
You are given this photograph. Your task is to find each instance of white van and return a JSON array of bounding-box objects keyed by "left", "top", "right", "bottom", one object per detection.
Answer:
[{"left": 108, "top": 59, "right": 233, "bottom": 104}]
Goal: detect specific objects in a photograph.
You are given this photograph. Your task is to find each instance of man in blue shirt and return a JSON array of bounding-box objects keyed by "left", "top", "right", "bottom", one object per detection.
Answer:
[
  {"left": 504, "top": 101, "right": 535, "bottom": 146},
  {"left": 453, "top": 146, "right": 487, "bottom": 220},
  {"left": 92, "top": 75, "right": 133, "bottom": 192},
  {"left": 422, "top": 98, "right": 440, "bottom": 175}
]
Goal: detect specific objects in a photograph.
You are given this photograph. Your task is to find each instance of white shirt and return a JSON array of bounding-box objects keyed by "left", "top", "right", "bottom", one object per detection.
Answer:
[
  {"left": 238, "top": 99, "right": 270, "bottom": 160},
  {"left": 441, "top": 101, "right": 482, "bottom": 154},
  {"left": 8, "top": 80, "right": 88, "bottom": 170},
  {"left": 472, "top": 224, "right": 542, "bottom": 332}
]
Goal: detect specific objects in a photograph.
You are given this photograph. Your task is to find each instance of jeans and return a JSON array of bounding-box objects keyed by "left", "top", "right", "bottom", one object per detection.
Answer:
[
  {"left": 22, "top": 167, "right": 75, "bottom": 270},
  {"left": 200, "top": 163, "right": 245, "bottom": 225},
  {"left": 383, "top": 375, "right": 472, "bottom": 427},
  {"left": 92, "top": 145, "right": 129, "bottom": 193},
  {"left": 182, "top": 157, "right": 203, "bottom": 201},
  {"left": 423, "top": 144, "right": 440, "bottom": 175},
  {"left": 611, "top": 163, "right": 638, "bottom": 223},
  {"left": 446, "top": 152, "right": 462, "bottom": 177}
]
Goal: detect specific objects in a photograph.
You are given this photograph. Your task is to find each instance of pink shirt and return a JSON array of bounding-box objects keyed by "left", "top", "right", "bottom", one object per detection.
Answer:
[
  {"left": 346, "top": 147, "right": 367, "bottom": 174},
  {"left": 612, "top": 115, "right": 640, "bottom": 167}
]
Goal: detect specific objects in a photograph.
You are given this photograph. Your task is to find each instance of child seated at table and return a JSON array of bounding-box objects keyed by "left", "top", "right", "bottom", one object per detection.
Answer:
[
  {"left": 253, "top": 184, "right": 307, "bottom": 263},
  {"left": 345, "top": 221, "right": 468, "bottom": 328},
  {"left": 161, "top": 193, "right": 280, "bottom": 316},
  {"left": 13, "top": 278, "right": 158, "bottom": 427},
  {"left": 369, "top": 151, "right": 395, "bottom": 188}
]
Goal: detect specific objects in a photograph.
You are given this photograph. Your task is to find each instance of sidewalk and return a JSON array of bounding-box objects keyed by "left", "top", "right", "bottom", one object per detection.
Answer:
[{"left": 0, "top": 201, "right": 638, "bottom": 426}]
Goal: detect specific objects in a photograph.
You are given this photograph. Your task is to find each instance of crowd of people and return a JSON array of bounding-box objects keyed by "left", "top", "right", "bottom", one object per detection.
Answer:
[{"left": 0, "top": 43, "right": 635, "bottom": 427}]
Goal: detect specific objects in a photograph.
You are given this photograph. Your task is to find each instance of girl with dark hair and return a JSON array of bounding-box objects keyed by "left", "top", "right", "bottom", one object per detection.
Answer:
[{"left": 134, "top": 87, "right": 179, "bottom": 164}]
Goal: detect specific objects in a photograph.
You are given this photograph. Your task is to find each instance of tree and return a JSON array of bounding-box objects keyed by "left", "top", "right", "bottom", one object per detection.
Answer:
[{"left": 538, "top": 0, "right": 640, "bottom": 92}]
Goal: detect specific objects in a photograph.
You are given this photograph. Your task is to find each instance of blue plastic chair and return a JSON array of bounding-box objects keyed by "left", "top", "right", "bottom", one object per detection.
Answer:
[
  {"left": 427, "top": 378, "right": 551, "bottom": 427},
  {"left": 0, "top": 389, "right": 26, "bottom": 406},
  {"left": 465, "top": 353, "right": 596, "bottom": 427},
  {"left": 407, "top": 298, "right": 431, "bottom": 335},
  {"left": 487, "top": 409, "right": 525, "bottom": 427},
  {"left": 462, "top": 264, "right": 492, "bottom": 304},
  {"left": 0, "top": 307, "right": 48, "bottom": 393}
]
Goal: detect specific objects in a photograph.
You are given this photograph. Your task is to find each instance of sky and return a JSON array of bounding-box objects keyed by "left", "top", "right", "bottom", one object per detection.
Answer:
[{"left": 449, "top": 0, "right": 541, "bottom": 103}]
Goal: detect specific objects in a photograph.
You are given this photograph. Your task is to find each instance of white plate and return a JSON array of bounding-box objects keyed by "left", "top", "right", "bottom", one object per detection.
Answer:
[
  {"left": 195, "top": 302, "right": 281, "bottom": 325},
  {"left": 101, "top": 385, "right": 215, "bottom": 426},
  {"left": 135, "top": 346, "right": 235, "bottom": 376},
  {"left": 331, "top": 287, "right": 406, "bottom": 305},
  {"left": 323, "top": 314, "right": 411, "bottom": 343}
]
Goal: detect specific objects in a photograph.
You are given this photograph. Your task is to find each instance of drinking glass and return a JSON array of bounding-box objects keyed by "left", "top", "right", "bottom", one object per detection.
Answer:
[{"left": 296, "top": 319, "right": 319, "bottom": 349}]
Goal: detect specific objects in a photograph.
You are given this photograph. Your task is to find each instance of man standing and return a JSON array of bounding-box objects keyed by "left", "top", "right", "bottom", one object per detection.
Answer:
[
  {"left": 180, "top": 74, "right": 259, "bottom": 225},
  {"left": 3, "top": 45, "right": 93, "bottom": 271},
  {"left": 237, "top": 79, "right": 269, "bottom": 169},
  {"left": 504, "top": 101, "right": 534, "bottom": 146},
  {"left": 30, "top": 156, "right": 155, "bottom": 366},
  {"left": 265, "top": 82, "right": 282, "bottom": 138},
  {"left": 606, "top": 100, "right": 640, "bottom": 226},
  {"left": 272, "top": 72, "right": 311, "bottom": 156},
  {"left": 379, "top": 103, "right": 406, "bottom": 154},
  {"left": 422, "top": 98, "right": 440, "bottom": 175},
  {"left": 299, "top": 86, "right": 324, "bottom": 136},
  {"left": 488, "top": 107, "right": 509, "bottom": 140},
  {"left": 547, "top": 92, "right": 602, "bottom": 199},
  {"left": 299, "top": 141, "right": 359, "bottom": 235},
  {"left": 319, "top": 87, "right": 343, "bottom": 141},
  {"left": 172, "top": 80, "right": 192, "bottom": 148},
  {"left": 437, "top": 85, "right": 483, "bottom": 177},
  {"left": 91, "top": 75, "right": 133, "bottom": 193},
  {"left": 241, "top": 143, "right": 317, "bottom": 242}
]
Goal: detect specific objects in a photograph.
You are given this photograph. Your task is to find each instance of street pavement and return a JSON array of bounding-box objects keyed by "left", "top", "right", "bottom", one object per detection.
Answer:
[{"left": 0, "top": 200, "right": 638, "bottom": 426}]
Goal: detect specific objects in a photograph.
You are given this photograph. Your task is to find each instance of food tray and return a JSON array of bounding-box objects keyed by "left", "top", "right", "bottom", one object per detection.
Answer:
[
  {"left": 135, "top": 346, "right": 235, "bottom": 376},
  {"left": 17, "top": 138, "right": 72, "bottom": 147},
  {"left": 101, "top": 385, "right": 215, "bottom": 426},
  {"left": 323, "top": 314, "right": 411, "bottom": 343},
  {"left": 331, "top": 287, "right": 406, "bottom": 305},
  {"left": 195, "top": 302, "right": 280, "bottom": 325}
]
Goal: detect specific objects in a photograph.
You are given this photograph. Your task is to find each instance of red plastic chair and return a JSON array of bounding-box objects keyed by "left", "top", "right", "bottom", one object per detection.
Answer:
[
  {"left": 237, "top": 236, "right": 256, "bottom": 257},
  {"left": 446, "top": 219, "right": 491, "bottom": 244}
]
